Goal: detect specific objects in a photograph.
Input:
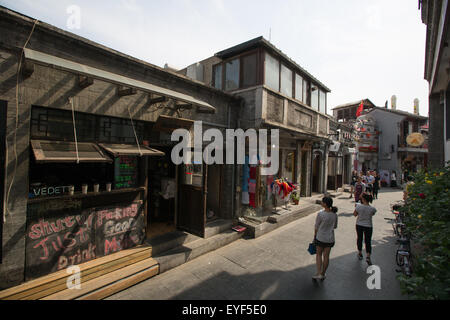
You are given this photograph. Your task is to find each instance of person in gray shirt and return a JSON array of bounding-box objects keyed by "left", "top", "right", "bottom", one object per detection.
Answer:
[
  {"left": 313, "top": 197, "right": 338, "bottom": 280},
  {"left": 353, "top": 193, "right": 377, "bottom": 265}
]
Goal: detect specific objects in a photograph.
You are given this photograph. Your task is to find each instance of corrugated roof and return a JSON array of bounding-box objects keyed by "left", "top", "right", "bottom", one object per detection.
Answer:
[
  {"left": 367, "top": 107, "right": 428, "bottom": 120},
  {"left": 215, "top": 36, "right": 331, "bottom": 93},
  {"left": 332, "top": 99, "right": 376, "bottom": 110}
]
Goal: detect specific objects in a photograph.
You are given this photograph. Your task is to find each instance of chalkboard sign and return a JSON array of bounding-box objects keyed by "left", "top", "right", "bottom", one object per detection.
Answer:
[
  {"left": 114, "top": 156, "right": 138, "bottom": 189},
  {"left": 25, "top": 199, "right": 144, "bottom": 280}
]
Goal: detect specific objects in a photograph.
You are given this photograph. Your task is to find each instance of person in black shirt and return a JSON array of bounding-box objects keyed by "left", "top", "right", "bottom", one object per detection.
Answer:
[
  {"left": 350, "top": 170, "right": 358, "bottom": 199},
  {"left": 373, "top": 171, "right": 381, "bottom": 199}
]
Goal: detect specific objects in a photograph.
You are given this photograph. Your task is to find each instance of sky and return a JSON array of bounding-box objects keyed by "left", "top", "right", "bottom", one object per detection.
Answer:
[{"left": 0, "top": 0, "right": 429, "bottom": 116}]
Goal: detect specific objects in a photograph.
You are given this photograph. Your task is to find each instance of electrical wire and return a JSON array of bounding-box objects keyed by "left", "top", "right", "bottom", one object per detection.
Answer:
[
  {"left": 70, "top": 97, "right": 80, "bottom": 164},
  {"left": 4, "top": 19, "right": 38, "bottom": 223},
  {"left": 127, "top": 105, "right": 142, "bottom": 156}
]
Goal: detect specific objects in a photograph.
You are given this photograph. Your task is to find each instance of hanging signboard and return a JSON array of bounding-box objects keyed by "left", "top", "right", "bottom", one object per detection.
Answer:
[
  {"left": 114, "top": 155, "right": 138, "bottom": 189},
  {"left": 406, "top": 133, "right": 425, "bottom": 147}
]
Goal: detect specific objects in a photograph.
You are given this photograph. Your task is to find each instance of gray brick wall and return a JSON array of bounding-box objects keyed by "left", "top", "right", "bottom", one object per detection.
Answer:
[{"left": 0, "top": 9, "right": 241, "bottom": 289}]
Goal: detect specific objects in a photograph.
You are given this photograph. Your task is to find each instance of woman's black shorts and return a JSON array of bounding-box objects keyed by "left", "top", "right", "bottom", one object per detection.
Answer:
[{"left": 315, "top": 239, "right": 335, "bottom": 248}]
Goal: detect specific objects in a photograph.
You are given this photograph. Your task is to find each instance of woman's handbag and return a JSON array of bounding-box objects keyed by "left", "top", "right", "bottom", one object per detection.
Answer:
[{"left": 307, "top": 241, "right": 317, "bottom": 255}]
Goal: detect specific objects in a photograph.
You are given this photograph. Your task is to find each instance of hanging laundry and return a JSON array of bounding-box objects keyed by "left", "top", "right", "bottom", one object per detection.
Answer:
[
  {"left": 249, "top": 167, "right": 257, "bottom": 179},
  {"left": 249, "top": 193, "right": 256, "bottom": 207},
  {"left": 241, "top": 192, "right": 249, "bottom": 205},
  {"left": 248, "top": 182, "right": 256, "bottom": 194}
]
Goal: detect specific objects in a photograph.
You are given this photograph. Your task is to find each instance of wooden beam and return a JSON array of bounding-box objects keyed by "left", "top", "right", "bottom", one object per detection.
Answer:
[
  {"left": 21, "top": 61, "right": 34, "bottom": 78},
  {"left": 196, "top": 106, "right": 215, "bottom": 114},
  {"left": 175, "top": 103, "right": 192, "bottom": 110},
  {"left": 79, "top": 75, "right": 94, "bottom": 89},
  {"left": 117, "top": 86, "right": 137, "bottom": 97},
  {"left": 147, "top": 96, "right": 167, "bottom": 106}
]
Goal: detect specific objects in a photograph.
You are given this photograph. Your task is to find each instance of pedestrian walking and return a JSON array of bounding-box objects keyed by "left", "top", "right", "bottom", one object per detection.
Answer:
[
  {"left": 353, "top": 193, "right": 377, "bottom": 265},
  {"left": 366, "top": 171, "right": 375, "bottom": 196},
  {"left": 391, "top": 171, "right": 397, "bottom": 188},
  {"left": 349, "top": 170, "right": 358, "bottom": 199},
  {"left": 373, "top": 171, "right": 381, "bottom": 199},
  {"left": 354, "top": 176, "right": 365, "bottom": 203},
  {"left": 313, "top": 197, "right": 338, "bottom": 280}
]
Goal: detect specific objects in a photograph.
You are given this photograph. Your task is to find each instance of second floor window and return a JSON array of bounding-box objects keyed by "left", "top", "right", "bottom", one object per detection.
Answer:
[
  {"left": 242, "top": 53, "right": 257, "bottom": 87},
  {"left": 311, "top": 87, "right": 319, "bottom": 111},
  {"left": 295, "top": 74, "right": 304, "bottom": 103},
  {"left": 225, "top": 58, "right": 240, "bottom": 91},
  {"left": 213, "top": 64, "right": 222, "bottom": 90},
  {"left": 280, "top": 64, "right": 293, "bottom": 98},
  {"left": 319, "top": 90, "right": 326, "bottom": 114},
  {"left": 265, "top": 52, "right": 280, "bottom": 92}
]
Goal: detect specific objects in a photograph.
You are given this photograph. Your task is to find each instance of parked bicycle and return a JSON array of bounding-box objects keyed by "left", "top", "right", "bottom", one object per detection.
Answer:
[{"left": 385, "top": 201, "right": 413, "bottom": 277}]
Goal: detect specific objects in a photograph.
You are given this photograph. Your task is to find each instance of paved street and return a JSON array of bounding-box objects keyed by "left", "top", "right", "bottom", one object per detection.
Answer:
[{"left": 108, "top": 189, "right": 407, "bottom": 300}]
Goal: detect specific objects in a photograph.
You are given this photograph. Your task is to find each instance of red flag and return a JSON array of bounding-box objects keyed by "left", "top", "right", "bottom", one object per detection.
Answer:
[{"left": 356, "top": 101, "right": 364, "bottom": 117}]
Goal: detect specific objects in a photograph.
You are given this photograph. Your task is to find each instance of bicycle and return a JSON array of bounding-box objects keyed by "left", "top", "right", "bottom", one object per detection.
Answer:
[
  {"left": 387, "top": 202, "right": 413, "bottom": 277},
  {"left": 396, "top": 236, "right": 413, "bottom": 277}
]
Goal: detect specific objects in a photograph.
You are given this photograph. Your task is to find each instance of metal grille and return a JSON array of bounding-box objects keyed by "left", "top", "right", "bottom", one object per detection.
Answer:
[{"left": 31, "top": 106, "right": 147, "bottom": 144}]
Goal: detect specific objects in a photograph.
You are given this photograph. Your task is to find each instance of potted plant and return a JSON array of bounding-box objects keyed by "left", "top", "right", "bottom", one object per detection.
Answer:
[{"left": 291, "top": 191, "right": 299, "bottom": 205}]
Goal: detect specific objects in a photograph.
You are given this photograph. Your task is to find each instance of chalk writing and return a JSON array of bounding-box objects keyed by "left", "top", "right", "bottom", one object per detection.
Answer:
[{"left": 25, "top": 201, "right": 143, "bottom": 280}]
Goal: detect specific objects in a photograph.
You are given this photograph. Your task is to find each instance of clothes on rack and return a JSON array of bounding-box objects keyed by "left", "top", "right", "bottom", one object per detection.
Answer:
[{"left": 270, "top": 178, "right": 295, "bottom": 200}]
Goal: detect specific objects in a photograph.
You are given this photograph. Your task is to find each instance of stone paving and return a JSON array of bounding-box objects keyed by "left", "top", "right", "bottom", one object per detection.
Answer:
[{"left": 107, "top": 188, "right": 407, "bottom": 300}]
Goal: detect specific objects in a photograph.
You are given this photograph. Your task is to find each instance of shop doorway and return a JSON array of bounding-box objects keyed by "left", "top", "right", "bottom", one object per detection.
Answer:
[
  {"left": 146, "top": 147, "right": 177, "bottom": 239},
  {"left": 0, "top": 100, "right": 6, "bottom": 263},
  {"left": 300, "top": 151, "right": 308, "bottom": 197},
  {"left": 177, "top": 161, "right": 206, "bottom": 237},
  {"left": 206, "top": 164, "right": 223, "bottom": 222},
  {"left": 312, "top": 152, "right": 321, "bottom": 193}
]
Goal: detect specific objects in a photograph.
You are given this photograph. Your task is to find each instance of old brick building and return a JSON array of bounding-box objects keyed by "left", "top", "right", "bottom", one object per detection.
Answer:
[{"left": 0, "top": 6, "right": 241, "bottom": 289}]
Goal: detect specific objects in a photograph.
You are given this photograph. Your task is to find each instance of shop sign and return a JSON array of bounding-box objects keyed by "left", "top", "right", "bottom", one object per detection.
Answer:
[
  {"left": 29, "top": 185, "right": 72, "bottom": 198},
  {"left": 329, "top": 142, "right": 341, "bottom": 152},
  {"left": 406, "top": 133, "right": 425, "bottom": 147}
]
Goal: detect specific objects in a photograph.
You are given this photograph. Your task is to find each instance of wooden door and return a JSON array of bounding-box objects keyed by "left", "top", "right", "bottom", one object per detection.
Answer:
[
  {"left": 177, "top": 163, "right": 206, "bottom": 237},
  {"left": 0, "top": 100, "right": 6, "bottom": 263}
]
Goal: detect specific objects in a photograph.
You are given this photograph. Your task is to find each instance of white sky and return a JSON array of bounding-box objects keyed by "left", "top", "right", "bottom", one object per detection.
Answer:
[{"left": 0, "top": 0, "right": 429, "bottom": 116}]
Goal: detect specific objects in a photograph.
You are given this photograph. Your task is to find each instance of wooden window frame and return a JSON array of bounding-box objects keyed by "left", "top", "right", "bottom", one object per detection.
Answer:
[
  {"left": 212, "top": 48, "right": 262, "bottom": 91},
  {"left": 30, "top": 140, "right": 113, "bottom": 163}
]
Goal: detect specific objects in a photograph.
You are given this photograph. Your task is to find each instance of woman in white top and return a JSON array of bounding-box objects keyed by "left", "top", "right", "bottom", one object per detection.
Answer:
[
  {"left": 353, "top": 193, "right": 377, "bottom": 265},
  {"left": 313, "top": 197, "right": 338, "bottom": 280}
]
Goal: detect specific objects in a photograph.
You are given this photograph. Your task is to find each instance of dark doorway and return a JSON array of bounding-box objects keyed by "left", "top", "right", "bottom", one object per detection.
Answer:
[
  {"left": 312, "top": 152, "right": 321, "bottom": 193},
  {"left": 177, "top": 161, "right": 206, "bottom": 237},
  {"left": 147, "top": 146, "right": 177, "bottom": 239},
  {"left": 0, "top": 100, "right": 6, "bottom": 263},
  {"left": 206, "top": 164, "right": 222, "bottom": 221},
  {"left": 300, "top": 151, "right": 308, "bottom": 197}
]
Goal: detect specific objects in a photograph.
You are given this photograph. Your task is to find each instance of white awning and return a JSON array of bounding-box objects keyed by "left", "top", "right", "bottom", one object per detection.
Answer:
[{"left": 24, "top": 48, "right": 216, "bottom": 113}]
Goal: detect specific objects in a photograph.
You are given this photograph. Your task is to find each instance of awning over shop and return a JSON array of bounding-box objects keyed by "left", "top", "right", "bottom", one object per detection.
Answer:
[
  {"left": 153, "top": 115, "right": 194, "bottom": 133},
  {"left": 31, "top": 140, "right": 112, "bottom": 163},
  {"left": 23, "top": 48, "right": 216, "bottom": 113},
  {"left": 98, "top": 143, "right": 165, "bottom": 157}
]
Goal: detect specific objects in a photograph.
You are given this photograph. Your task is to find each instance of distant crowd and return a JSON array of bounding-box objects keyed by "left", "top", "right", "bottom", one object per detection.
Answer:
[{"left": 349, "top": 170, "right": 381, "bottom": 203}]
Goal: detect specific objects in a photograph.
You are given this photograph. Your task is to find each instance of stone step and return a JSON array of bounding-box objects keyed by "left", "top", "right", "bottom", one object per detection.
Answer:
[
  {"left": 239, "top": 204, "right": 322, "bottom": 238},
  {"left": 153, "top": 229, "right": 245, "bottom": 274},
  {"left": 204, "top": 219, "right": 234, "bottom": 239}
]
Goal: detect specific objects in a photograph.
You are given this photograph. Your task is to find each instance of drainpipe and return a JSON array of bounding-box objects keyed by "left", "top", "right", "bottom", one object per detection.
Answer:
[{"left": 228, "top": 102, "right": 235, "bottom": 220}]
